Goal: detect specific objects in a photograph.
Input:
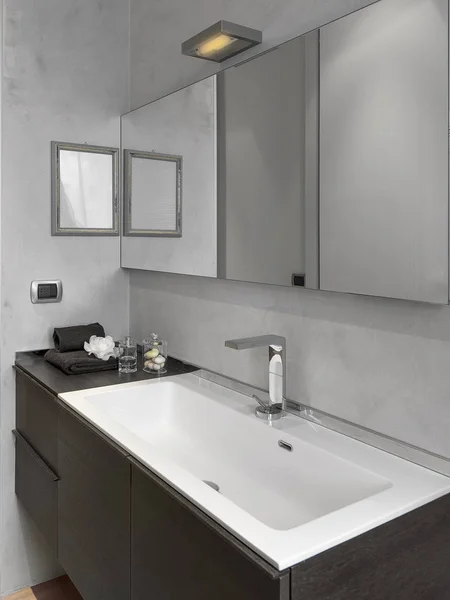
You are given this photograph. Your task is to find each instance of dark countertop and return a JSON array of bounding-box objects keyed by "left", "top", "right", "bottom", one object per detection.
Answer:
[{"left": 15, "top": 350, "right": 198, "bottom": 397}]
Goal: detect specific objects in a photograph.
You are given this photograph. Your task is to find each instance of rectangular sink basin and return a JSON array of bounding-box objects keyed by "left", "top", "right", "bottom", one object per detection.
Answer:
[
  {"left": 60, "top": 373, "right": 450, "bottom": 569},
  {"left": 85, "top": 379, "right": 389, "bottom": 531}
]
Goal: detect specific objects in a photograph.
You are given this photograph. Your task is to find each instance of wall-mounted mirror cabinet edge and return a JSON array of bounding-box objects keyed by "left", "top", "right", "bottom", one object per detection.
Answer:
[{"left": 120, "top": 0, "right": 449, "bottom": 305}]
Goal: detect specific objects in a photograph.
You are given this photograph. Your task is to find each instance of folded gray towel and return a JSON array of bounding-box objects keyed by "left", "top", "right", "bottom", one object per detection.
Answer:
[
  {"left": 44, "top": 348, "right": 118, "bottom": 375},
  {"left": 53, "top": 322, "right": 105, "bottom": 353}
]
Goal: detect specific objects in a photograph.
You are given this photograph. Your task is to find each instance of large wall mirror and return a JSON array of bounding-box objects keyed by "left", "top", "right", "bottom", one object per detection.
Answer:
[{"left": 121, "top": 0, "right": 449, "bottom": 304}]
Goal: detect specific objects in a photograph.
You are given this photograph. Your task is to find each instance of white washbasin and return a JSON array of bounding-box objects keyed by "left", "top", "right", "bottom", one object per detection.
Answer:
[
  {"left": 60, "top": 373, "right": 450, "bottom": 569},
  {"left": 86, "top": 379, "right": 389, "bottom": 530}
]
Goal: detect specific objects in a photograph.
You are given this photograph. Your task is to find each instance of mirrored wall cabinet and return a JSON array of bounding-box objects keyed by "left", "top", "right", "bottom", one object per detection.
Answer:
[{"left": 121, "top": 0, "right": 449, "bottom": 304}]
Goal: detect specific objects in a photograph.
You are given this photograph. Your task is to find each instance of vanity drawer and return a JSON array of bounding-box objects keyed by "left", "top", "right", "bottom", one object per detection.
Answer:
[
  {"left": 15, "top": 369, "right": 59, "bottom": 473},
  {"left": 14, "top": 429, "right": 58, "bottom": 554},
  {"left": 58, "top": 406, "right": 130, "bottom": 600}
]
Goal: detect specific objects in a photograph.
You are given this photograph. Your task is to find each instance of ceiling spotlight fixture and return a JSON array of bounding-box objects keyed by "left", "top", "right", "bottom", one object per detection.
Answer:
[{"left": 182, "top": 21, "right": 262, "bottom": 63}]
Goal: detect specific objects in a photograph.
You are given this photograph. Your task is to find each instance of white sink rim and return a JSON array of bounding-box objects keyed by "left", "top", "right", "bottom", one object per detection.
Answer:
[{"left": 59, "top": 373, "right": 450, "bottom": 570}]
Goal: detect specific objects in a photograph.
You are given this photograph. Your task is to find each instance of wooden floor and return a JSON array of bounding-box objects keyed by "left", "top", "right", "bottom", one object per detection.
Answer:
[{"left": 5, "top": 576, "right": 82, "bottom": 600}]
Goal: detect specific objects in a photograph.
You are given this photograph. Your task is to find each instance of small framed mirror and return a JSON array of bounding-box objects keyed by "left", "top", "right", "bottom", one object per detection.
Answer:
[
  {"left": 51, "top": 141, "right": 119, "bottom": 236},
  {"left": 123, "top": 149, "right": 182, "bottom": 237}
]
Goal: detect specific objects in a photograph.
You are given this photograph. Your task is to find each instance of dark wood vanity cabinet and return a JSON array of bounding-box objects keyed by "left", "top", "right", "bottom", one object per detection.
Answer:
[
  {"left": 15, "top": 369, "right": 131, "bottom": 600},
  {"left": 131, "top": 460, "right": 290, "bottom": 600},
  {"left": 58, "top": 407, "right": 131, "bottom": 600},
  {"left": 14, "top": 363, "right": 450, "bottom": 600}
]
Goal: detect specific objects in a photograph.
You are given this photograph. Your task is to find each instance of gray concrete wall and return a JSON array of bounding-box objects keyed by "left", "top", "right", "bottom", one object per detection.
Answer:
[{"left": 1, "top": 0, "right": 130, "bottom": 594}]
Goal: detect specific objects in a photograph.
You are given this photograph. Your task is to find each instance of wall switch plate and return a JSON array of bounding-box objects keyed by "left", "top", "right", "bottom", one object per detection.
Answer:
[{"left": 30, "top": 280, "right": 63, "bottom": 304}]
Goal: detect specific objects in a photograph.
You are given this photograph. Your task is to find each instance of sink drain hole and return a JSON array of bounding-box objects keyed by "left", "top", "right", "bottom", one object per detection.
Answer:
[{"left": 203, "top": 480, "right": 220, "bottom": 492}]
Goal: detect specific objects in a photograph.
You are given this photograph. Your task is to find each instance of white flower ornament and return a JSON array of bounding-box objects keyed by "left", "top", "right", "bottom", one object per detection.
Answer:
[{"left": 84, "top": 335, "right": 118, "bottom": 361}]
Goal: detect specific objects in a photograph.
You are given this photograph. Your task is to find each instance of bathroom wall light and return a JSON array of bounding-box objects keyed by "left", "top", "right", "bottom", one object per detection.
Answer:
[{"left": 181, "top": 21, "right": 262, "bottom": 63}]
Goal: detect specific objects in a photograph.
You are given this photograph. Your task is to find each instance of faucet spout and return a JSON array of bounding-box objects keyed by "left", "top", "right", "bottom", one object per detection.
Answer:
[
  {"left": 225, "top": 334, "right": 285, "bottom": 351},
  {"left": 224, "top": 335, "right": 286, "bottom": 416}
]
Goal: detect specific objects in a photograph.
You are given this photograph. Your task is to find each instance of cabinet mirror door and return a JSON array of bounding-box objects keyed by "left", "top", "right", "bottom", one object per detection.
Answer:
[
  {"left": 121, "top": 76, "right": 217, "bottom": 278},
  {"left": 319, "top": 0, "right": 448, "bottom": 303},
  {"left": 217, "top": 32, "right": 319, "bottom": 289}
]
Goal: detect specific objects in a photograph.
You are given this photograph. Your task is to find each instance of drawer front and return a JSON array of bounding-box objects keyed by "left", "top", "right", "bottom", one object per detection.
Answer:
[
  {"left": 14, "top": 430, "right": 58, "bottom": 554},
  {"left": 16, "top": 369, "right": 58, "bottom": 473},
  {"left": 58, "top": 407, "right": 130, "bottom": 600}
]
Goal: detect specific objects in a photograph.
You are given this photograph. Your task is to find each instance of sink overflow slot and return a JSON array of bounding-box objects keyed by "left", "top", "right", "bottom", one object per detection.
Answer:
[{"left": 278, "top": 440, "right": 293, "bottom": 452}]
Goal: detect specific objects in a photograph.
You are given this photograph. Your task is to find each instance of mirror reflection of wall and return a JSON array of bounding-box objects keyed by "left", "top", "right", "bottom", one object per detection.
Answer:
[
  {"left": 51, "top": 142, "right": 119, "bottom": 236},
  {"left": 319, "top": 0, "right": 448, "bottom": 303},
  {"left": 121, "top": 76, "right": 217, "bottom": 277},
  {"left": 217, "top": 33, "right": 318, "bottom": 288}
]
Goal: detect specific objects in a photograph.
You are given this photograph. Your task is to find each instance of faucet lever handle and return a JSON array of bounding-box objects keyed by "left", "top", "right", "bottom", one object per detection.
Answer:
[{"left": 252, "top": 394, "right": 270, "bottom": 409}]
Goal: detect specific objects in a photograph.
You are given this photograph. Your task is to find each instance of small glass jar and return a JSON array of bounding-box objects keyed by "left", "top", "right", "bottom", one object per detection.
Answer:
[
  {"left": 118, "top": 336, "right": 138, "bottom": 373},
  {"left": 142, "top": 333, "right": 167, "bottom": 375}
]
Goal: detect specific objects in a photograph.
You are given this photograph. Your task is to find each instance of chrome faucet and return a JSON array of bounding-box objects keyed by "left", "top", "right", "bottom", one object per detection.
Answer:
[{"left": 224, "top": 335, "right": 286, "bottom": 421}]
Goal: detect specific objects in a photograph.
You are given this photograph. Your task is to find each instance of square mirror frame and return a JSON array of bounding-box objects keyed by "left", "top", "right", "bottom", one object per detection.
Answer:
[
  {"left": 51, "top": 141, "right": 119, "bottom": 236},
  {"left": 123, "top": 149, "right": 183, "bottom": 237}
]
